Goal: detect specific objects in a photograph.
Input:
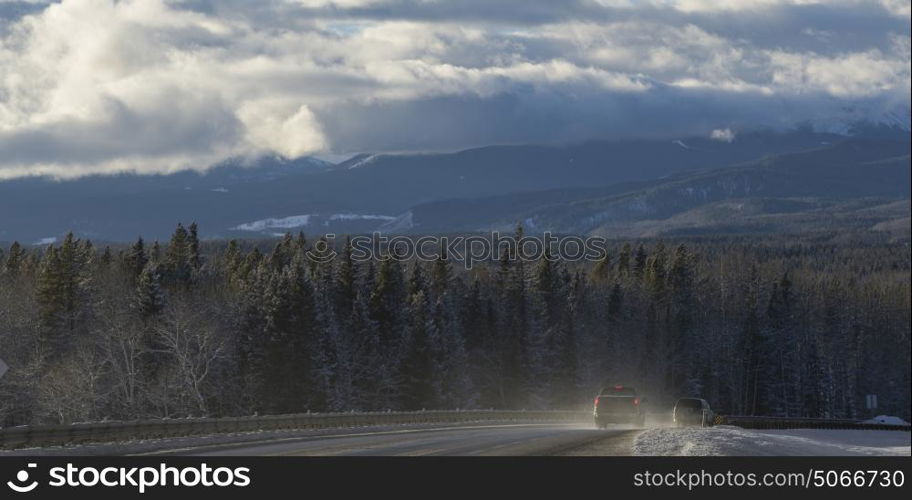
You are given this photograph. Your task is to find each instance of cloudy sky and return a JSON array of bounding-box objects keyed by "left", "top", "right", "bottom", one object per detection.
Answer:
[{"left": 0, "top": 0, "right": 909, "bottom": 179}]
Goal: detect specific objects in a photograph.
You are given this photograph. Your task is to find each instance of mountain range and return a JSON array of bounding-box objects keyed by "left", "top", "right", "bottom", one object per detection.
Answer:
[{"left": 0, "top": 127, "right": 908, "bottom": 244}]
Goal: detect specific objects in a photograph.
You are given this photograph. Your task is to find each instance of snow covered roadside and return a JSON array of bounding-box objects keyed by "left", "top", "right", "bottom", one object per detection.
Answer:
[
  {"left": 864, "top": 415, "right": 910, "bottom": 426},
  {"left": 634, "top": 426, "right": 911, "bottom": 456}
]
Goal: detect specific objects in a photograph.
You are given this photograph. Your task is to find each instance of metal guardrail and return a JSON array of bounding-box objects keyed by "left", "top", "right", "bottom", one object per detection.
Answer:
[
  {"left": 0, "top": 410, "right": 592, "bottom": 450},
  {"left": 715, "top": 414, "right": 911, "bottom": 431}
]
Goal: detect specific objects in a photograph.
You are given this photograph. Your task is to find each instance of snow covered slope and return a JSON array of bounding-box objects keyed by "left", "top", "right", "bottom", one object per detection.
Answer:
[{"left": 634, "top": 426, "right": 910, "bottom": 456}]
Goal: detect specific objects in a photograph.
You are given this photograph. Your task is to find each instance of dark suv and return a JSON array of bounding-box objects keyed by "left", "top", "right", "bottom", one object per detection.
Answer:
[{"left": 594, "top": 385, "right": 646, "bottom": 428}]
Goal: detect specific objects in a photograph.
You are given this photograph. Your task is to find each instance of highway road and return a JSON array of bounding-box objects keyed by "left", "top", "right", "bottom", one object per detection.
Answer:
[{"left": 140, "top": 423, "right": 641, "bottom": 456}]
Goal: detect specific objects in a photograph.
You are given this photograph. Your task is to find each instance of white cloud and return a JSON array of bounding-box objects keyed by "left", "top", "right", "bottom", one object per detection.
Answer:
[
  {"left": 768, "top": 49, "right": 908, "bottom": 97},
  {"left": 710, "top": 128, "right": 736, "bottom": 142},
  {"left": 639, "top": 0, "right": 909, "bottom": 17},
  {"left": 288, "top": 0, "right": 389, "bottom": 7},
  {"left": 0, "top": 0, "right": 908, "bottom": 179},
  {"left": 237, "top": 101, "right": 327, "bottom": 158}
]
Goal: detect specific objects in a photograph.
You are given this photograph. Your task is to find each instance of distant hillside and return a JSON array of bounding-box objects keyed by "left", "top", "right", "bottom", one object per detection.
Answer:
[
  {"left": 398, "top": 139, "right": 911, "bottom": 237},
  {"left": 0, "top": 131, "right": 907, "bottom": 243}
]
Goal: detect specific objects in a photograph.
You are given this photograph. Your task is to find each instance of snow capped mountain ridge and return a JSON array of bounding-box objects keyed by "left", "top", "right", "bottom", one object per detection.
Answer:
[{"left": 808, "top": 107, "right": 911, "bottom": 137}]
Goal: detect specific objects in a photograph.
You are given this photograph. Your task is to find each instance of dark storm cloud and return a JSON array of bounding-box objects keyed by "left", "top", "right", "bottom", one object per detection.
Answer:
[{"left": 316, "top": 83, "right": 902, "bottom": 153}]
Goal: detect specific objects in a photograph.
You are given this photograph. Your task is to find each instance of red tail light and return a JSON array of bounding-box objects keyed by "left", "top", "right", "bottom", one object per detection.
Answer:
[
  {"left": 633, "top": 398, "right": 640, "bottom": 406},
  {"left": 594, "top": 396, "right": 600, "bottom": 406}
]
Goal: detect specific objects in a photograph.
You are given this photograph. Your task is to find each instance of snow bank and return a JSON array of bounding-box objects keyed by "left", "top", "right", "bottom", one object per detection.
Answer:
[
  {"left": 634, "top": 426, "right": 910, "bottom": 456},
  {"left": 863, "top": 415, "right": 909, "bottom": 426}
]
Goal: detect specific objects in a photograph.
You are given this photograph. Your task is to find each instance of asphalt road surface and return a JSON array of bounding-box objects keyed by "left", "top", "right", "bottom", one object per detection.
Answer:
[{"left": 140, "top": 424, "right": 640, "bottom": 456}]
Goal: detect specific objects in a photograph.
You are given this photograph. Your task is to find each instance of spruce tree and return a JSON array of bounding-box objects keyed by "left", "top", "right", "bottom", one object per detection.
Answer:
[
  {"left": 408, "top": 262, "right": 427, "bottom": 296},
  {"left": 336, "top": 237, "right": 357, "bottom": 317},
  {"left": 135, "top": 262, "right": 165, "bottom": 318},
  {"left": 766, "top": 272, "right": 796, "bottom": 416},
  {"left": 616, "top": 243, "right": 632, "bottom": 277},
  {"left": 187, "top": 222, "right": 201, "bottom": 272},
  {"left": 35, "top": 233, "right": 92, "bottom": 356},
  {"left": 645, "top": 242, "right": 668, "bottom": 298},
  {"left": 430, "top": 247, "right": 452, "bottom": 299},
  {"left": 370, "top": 257, "right": 406, "bottom": 346},
  {"left": 400, "top": 290, "right": 435, "bottom": 410},
  {"left": 668, "top": 244, "right": 695, "bottom": 396},
  {"left": 165, "top": 223, "right": 192, "bottom": 284},
  {"left": 633, "top": 244, "right": 647, "bottom": 278},
  {"left": 592, "top": 252, "right": 611, "bottom": 282},
  {"left": 607, "top": 282, "right": 623, "bottom": 321},
  {"left": 99, "top": 246, "right": 113, "bottom": 268},
  {"left": 369, "top": 257, "right": 407, "bottom": 407},
  {"left": 125, "top": 237, "right": 147, "bottom": 283},
  {"left": 350, "top": 289, "right": 382, "bottom": 409},
  {"left": 149, "top": 241, "right": 162, "bottom": 263},
  {"left": 430, "top": 294, "right": 473, "bottom": 409},
  {"left": 4, "top": 241, "right": 23, "bottom": 277}
]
